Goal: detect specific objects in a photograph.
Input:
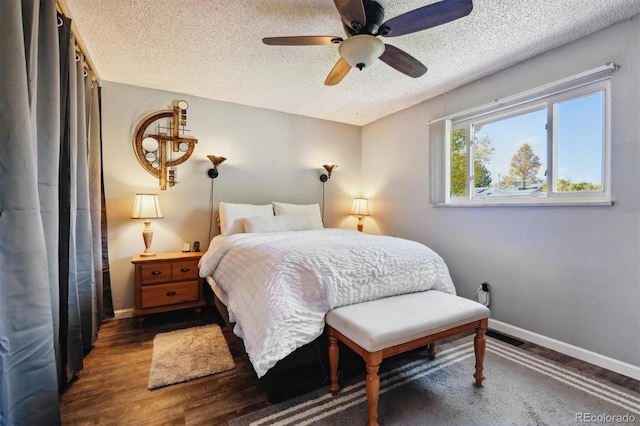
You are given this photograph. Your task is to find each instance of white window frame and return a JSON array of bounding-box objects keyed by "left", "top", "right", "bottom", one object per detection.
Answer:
[{"left": 431, "top": 63, "right": 616, "bottom": 207}]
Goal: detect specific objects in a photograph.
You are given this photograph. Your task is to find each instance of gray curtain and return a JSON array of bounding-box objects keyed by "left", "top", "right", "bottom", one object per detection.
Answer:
[
  {"left": 0, "top": 0, "right": 61, "bottom": 424},
  {"left": 89, "top": 79, "right": 105, "bottom": 329},
  {"left": 64, "top": 34, "right": 85, "bottom": 383},
  {"left": 0, "top": 1, "right": 113, "bottom": 424}
]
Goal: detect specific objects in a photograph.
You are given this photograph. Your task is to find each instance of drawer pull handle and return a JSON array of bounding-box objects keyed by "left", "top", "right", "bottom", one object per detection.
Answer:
[
  {"left": 180, "top": 267, "right": 190, "bottom": 272},
  {"left": 166, "top": 291, "right": 176, "bottom": 296},
  {"left": 151, "top": 271, "right": 162, "bottom": 276}
]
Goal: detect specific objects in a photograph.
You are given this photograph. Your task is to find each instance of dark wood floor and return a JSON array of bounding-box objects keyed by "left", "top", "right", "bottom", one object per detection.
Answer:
[
  {"left": 60, "top": 306, "right": 639, "bottom": 425},
  {"left": 60, "top": 307, "right": 269, "bottom": 425}
]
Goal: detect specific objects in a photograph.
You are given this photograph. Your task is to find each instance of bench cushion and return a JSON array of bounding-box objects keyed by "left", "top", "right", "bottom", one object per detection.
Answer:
[{"left": 326, "top": 291, "right": 490, "bottom": 352}]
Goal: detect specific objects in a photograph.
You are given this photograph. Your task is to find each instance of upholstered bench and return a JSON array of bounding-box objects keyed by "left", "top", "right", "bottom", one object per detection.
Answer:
[{"left": 326, "top": 290, "right": 490, "bottom": 426}]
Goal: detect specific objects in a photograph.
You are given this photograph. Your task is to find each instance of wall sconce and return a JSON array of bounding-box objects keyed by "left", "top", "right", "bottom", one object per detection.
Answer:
[
  {"left": 350, "top": 197, "right": 369, "bottom": 232},
  {"left": 207, "top": 155, "right": 227, "bottom": 178},
  {"left": 319, "top": 163, "right": 337, "bottom": 182},
  {"left": 130, "top": 193, "right": 163, "bottom": 256}
]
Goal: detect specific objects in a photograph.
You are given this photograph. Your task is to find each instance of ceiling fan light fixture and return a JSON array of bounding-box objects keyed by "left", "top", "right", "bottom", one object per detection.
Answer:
[{"left": 338, "top": 34, "right": 385, "bottom": 71}]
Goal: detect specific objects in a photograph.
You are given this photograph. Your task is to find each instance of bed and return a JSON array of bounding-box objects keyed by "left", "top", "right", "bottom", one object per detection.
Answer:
[{"left": 198, "top": 202, "right": 456, "bottom": 399}]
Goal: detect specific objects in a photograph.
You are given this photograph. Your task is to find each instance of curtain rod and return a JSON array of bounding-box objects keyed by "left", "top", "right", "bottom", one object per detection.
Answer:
[{"left": 56, "top": 0, "right": 100, "bottom": 83}]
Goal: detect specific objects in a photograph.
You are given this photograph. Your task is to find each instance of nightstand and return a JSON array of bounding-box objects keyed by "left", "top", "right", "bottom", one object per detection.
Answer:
[{"left": 131, "top": 251, "right": 205, "bottom": 326}]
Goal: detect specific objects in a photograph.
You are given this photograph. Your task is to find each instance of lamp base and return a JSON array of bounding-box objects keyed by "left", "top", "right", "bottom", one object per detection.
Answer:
[{"left": 141, "top": 221, "right": 156, "bottom": 256}]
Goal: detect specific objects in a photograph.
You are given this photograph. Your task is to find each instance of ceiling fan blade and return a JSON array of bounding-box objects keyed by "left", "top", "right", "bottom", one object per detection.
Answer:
[
  {"left": 325, "top": 57, "right": 352, "bottom": 86},
  {"left": 380, "top": 0, "right": 473, "bottom": 37},
  {"left": 262, "top": 36, "right": 343, "bottom": 46},
  {"left": 333, "top": 0, "right": 366, "bottom": 30},
  {"left": 379, "top": 44, "right": 428, "bottom": 78}
]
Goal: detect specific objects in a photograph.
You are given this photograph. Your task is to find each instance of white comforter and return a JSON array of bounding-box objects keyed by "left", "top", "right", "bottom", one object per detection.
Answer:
[{"left": 198, "top": 229, "right": 455, "bottom": 377}]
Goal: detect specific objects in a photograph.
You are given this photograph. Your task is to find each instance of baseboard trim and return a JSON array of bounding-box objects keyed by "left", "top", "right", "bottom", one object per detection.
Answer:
[{"left": 489, "top": 319, "right": 640, "bottom": 381}]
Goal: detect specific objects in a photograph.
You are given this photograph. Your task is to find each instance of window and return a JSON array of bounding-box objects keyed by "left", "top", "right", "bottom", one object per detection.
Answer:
[{"left": 430, "top": 64, "right": 615, "bottom": 206}]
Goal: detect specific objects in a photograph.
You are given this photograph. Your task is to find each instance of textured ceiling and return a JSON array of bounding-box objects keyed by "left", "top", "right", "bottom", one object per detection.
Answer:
[{"left": 61, "top": 0, "right": 640, "bottom": 126}]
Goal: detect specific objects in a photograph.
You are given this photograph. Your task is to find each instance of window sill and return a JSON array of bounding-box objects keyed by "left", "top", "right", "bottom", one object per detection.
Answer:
[{"left": 433, "top": 199, "right": 613, "bottom": 207}]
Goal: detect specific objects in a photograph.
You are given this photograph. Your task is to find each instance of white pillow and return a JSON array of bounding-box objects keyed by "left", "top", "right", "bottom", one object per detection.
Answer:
[
  {"left": 219, "top": 202, "right": 273, "bottom": 236},
  {"left": 242, "top": 214, "right": 317, "bottom": 233},
  {"left": 272, "top": 202, "right": 324, "bottom": 229}
]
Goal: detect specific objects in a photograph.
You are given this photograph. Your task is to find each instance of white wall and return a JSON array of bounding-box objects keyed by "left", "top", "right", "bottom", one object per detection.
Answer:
[
  {"left": 362, "top": 17, "right": 640, "bottom": 368},
  {"left": 101, "top": 83, "right": 361, "bottom": 311}
]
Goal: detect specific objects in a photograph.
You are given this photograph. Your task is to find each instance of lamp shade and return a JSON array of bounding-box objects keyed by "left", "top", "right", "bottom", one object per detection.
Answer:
[
  {"left": 350, "top": 197, "right": 369, "bottom": 216},
  {"left": 207, "top": 154, "right": 227, "bottom": 166},
  {"left": 338, "top": 35, "right": 385, "bottom": 70},
  {"left": 130, "top": 193, "right": 163, "bottom": 219}
]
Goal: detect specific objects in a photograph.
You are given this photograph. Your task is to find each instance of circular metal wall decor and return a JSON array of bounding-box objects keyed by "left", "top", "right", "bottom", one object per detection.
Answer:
[{"left": 133, "top": 100, "right": 198, "bottom": 189}]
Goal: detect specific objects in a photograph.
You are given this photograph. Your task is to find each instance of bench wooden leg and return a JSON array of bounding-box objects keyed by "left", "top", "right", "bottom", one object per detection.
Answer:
[
  {"left": 364, "top": 351, "right": 382, "bottom": 426},
  {"left": 328, "top": 327, "right": 340, "bottom": 395},
  {"left": 473, "top": 318, "right": 488, "bottom": 387}
]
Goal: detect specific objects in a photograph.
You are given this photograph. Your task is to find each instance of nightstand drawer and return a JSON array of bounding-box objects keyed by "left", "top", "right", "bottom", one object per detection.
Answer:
[
  {"left": 172, "top": 260, "right": 199, "bottom": 280},
  {"left": 140, "top": 280, "right": 201, "bottom": 309},
  {"left": 139, "top": 263, "right": 172, "bottom": 285}
]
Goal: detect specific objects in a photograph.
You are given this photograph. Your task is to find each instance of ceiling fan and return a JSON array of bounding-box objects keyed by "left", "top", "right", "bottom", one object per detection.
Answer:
[{"left": 262, "top": 0, "right": 473, "bottom": 86}]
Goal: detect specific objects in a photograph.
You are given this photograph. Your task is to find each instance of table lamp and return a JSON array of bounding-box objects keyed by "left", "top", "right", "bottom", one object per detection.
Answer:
[
  {"left": 130, "top": 193, "right": 163, "bottom": 256},
  {"left": 350, "top": 197, "right": 369, "bottom": 232}
]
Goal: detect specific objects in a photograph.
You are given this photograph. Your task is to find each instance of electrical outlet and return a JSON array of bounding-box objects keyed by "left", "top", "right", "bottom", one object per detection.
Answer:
[{"left": 476, "top": 282, "right": 491, "bottom": 307}]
